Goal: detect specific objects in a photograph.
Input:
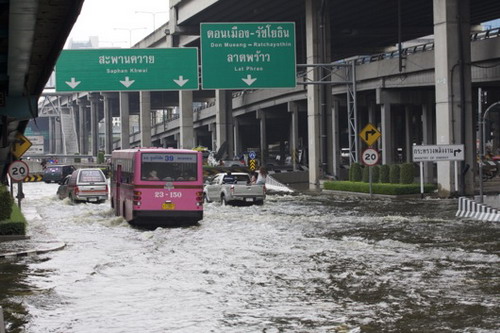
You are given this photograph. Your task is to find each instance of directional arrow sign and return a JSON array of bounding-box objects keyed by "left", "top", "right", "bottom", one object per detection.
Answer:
[
  {"left": 412, "top": 144, "right": 465, "bottom": 162},
  {"left": 359, "top": 123, "right": 381, "bottom": 146},
  {"left": 201, "top": 22, "right": 296, "bottom": 89},
  {"left": 56, "top": 48, "right": 199, "bottom": 92}
]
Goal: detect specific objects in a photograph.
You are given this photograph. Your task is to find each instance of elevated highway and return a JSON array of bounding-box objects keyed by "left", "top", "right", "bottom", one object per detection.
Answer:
[{"left": 12, "top": 0, "right": 500, "bottom": 197}]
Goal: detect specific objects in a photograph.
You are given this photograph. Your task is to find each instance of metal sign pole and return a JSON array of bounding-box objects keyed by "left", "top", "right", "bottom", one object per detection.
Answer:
[
  {"left": 369, "top": 166, "right": 373, "bottom": 197},
  {"left": 478, "top": 88, "right": 484, "bottom": 203},
  {"left": 420, "top": 161, "right": 424, "bottom": 198}
]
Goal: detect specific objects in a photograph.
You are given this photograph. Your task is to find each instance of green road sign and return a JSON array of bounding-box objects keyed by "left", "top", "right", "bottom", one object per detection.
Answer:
[
  {"left": 201, "top": 22, "right": 296, "bottom": 89},
  {"left": 56, "top": 48, "right": 199, "bottom": 92}
]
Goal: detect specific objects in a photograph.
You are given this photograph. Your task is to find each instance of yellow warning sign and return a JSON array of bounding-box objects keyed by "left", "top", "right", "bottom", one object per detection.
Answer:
[
  {"left": 11, "top": 133, "right": 32, "bottom": 159},
  {"left": 249, "top": 159, "right": 257, "bottom": 171},
  {"left": 359, "top": 123, "right": 381, "bottom": 146}
]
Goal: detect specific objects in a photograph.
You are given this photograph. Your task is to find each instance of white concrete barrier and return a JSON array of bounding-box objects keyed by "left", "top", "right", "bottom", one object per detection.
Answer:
[{"left": 457, "top": 197, "right": 500, "bottom": 222}]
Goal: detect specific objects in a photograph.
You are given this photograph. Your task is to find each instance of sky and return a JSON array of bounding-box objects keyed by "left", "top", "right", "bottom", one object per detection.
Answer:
[{"left": 68, "top": 0, "right": 170, "bottom": 48}]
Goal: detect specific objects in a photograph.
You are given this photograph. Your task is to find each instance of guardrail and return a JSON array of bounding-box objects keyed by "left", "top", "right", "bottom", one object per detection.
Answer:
[{"left": 456, "top": 197, "right": 500, "bottom": 222}]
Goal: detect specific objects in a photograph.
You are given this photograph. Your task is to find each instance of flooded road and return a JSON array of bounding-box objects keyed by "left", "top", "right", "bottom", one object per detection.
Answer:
[{"left": 1, "top": 182, "right": 499, "bottom": 332}]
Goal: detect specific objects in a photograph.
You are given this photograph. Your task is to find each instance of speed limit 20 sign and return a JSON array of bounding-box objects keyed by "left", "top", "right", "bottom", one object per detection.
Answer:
[
  {"left": 8, "top": 160, "right": 30, "bottom": 182},
  {"left": 361, "top": 148, "right": 380, "bottom": 166}
]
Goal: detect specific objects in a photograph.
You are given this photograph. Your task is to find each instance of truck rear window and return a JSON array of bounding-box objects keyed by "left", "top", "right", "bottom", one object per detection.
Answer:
[{"left": 79, "top": 170, "right": 105, "bottom": 182}]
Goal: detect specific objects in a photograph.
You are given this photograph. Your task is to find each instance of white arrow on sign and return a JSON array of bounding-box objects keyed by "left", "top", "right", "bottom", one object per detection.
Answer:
[
  {"left": 173, "top": 75, "right": 189, "bottom": 87},
  {"left": 120, "top": 76, "right": 135, "bottom": 88},
  {"left": 65, "top": 78, "right": 81, "bottom": 89},
  {"left": 242, "top": 74, "right": 257, "bottom": 86}
]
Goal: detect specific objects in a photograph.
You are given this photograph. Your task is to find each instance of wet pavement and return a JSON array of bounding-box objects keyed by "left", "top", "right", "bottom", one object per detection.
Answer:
[{"left": 0, "top": 182, "right": 499, "bottom": 332}]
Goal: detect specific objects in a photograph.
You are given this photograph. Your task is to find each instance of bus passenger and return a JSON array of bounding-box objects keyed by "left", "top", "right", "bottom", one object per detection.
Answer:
[{"left": 147, "top": 170, "right": 160, "bottom": 180}]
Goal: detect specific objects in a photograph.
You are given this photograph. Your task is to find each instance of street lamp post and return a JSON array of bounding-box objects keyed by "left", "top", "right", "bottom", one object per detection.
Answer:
[
  {"left": 135, "top": 11, "right": 168, "bottom": 31},
  {"left": 114, "top": 27, "right": 146, "bottom": 48}
]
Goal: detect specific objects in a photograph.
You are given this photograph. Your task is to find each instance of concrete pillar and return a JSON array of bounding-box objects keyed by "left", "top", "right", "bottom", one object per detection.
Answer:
[
  {"left": 101, "top": 93, "right": 113, "bottom": 154},
  {"left": 257, "top": 110, "right": 267, "bottom": 166},
  {"left": 422, "top": 103, "right": 435, "bottom": 183},
  {"left": 119, "top": 92, "right": 130, "bottom": 149},
  {"left": 208, "top": 123, "right": 216, "bottom": 151},
  {"left": 368, "top": 102, "right": 376, "bottom": 124},
  {"left": 332, "top": 99, "right": 341, "bottom": 178},
  {"left": 405, "top": 106, "right": 413, "bottom": 163},
  {"left": 215, "top": 90, "right": 234, "bottom": 157},
  {"left": 233, "top": 117, "right": 241, "bottom": 157},
  {"left": 179, "top": 91, "right": 194, "bottom": 149},
  {"left": 88, "top": 93, "right": 99, "bottom": 158},
  {"left": 77, "top": 98, "right": 88, "bottom": 154},
  {"left": 305, "top": 0, "right": 321, "bottom": 189},
  {"left": 140, "top": 91, "right": 152, "bottom": 147},
  {"left": 433, "top": 0, "right": 474, "bottom": 196},
  {"left": 381, "top": 103, "right": 394, "bottom": 164},
  {"left": 288, "top": 101, "right": 300, "bottom": 171}
]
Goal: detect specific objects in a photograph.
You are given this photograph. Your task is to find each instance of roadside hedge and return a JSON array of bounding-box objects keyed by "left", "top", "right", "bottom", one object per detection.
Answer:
[
  {"left": 389, "top": 164, "right": 400, "bottom": 184},
  {"left": 0, "top": 203, "right": 26, "bottom": 235},
  {"left": 323, "top": 181, "right": 436, "bottom": 195},
  {"left": 0, "top": 185, "right": 13, "bottom": 220},
  {"left": 349, "top": 163, "right": 362, "bottom": 182}
]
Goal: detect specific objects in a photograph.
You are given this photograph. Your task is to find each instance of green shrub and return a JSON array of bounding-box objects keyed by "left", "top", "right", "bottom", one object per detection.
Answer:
[
  {"left": 380, "top": 164, "right": 390, "bottom": 183},
  {"left": 74, "top": 153, "right": 81, "bottom": 163},
  {"left": 323, "top": 181, "right": 436, "bottom": 195},
  {"left": 0, "top": 186, "right": 13, "bottom": 221},
  {"left": 0, "top": 203, "right": 26, "bottom": 235},
  {"left": 349, "top": 163, "right": 363, "bottom": 182},
  {"left": 400, "top": 163, "right": 415, "bottom": 184},
  {"left": 372, "top": 165, "right": 380, "bottom": 183},
  {"left": 362, "top": 165, "right": 369, "bottom": 182},
  {"left": 97, "top": 151, "right": 105, "bottom": 164},
  {"left": 389, "top": 164, "right": 400, "bottom": 184}
]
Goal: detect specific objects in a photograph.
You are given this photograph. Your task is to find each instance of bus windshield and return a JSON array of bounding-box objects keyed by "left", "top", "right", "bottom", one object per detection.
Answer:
[{"left": 141, "top": 152, "right": 198, "bottom": 181}]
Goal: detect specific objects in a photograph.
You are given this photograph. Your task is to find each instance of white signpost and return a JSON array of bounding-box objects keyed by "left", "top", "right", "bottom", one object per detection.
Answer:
[{"left": 412, "top": 144, "right": 465, "bottom": 196}]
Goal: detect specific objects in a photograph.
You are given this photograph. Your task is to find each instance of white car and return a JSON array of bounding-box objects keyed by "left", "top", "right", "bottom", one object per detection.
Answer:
[{"left": 203, "top": 172, "right": 266, "bottom": 206}]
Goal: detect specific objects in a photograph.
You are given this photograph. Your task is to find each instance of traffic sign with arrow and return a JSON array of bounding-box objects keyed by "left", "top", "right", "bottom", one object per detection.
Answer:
[
  {"left": 56, "top": 48, "right": 199, "bottom": 92},
  {"left": 359, "top": 123, "right": 381, "bottom": 146},
  {"left": 11, "top": 133, "right": 32, "bottom": 159},
  {"left": 201, "top": 22, "right": 296, "bottom": 89}
]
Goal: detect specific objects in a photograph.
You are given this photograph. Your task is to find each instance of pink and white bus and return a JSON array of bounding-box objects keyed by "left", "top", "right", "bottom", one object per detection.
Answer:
[{"left": 110, "top": 148, "right": 204, "bottom": 227}]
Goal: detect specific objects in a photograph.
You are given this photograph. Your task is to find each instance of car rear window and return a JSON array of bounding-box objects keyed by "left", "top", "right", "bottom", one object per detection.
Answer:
[
  {"left": 46, "top": 167, "right": 62, "bottom": 173},
  {"left": 79, "top": 170, "right": 105, "bottom": 182}
]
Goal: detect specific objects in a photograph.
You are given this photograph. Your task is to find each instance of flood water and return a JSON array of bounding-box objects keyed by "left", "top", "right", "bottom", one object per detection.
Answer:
[{"left": 1, "top": 182, "right": 499, "bottom": 332}]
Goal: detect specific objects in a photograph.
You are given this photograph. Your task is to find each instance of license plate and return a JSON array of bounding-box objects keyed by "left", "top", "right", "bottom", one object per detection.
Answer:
[
  {"left": 162, "top": 203, "right": 175, "bottom": 210},
  {"left": 88, "top": 198, "right": 98, "bottom": 202},
  {"left": 245, "top": 198, "right": 254, "bottom": 202}
]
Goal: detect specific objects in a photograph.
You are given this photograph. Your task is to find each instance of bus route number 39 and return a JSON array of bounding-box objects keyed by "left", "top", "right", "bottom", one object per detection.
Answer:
[
  {"left": 361, "top": 148, "right": 380, "bottom": 166},
  {"left": 155, "top": 191, "right": 182, "bottom": 198}
]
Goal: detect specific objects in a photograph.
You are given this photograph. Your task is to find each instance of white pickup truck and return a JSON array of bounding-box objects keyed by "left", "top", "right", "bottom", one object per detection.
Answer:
[{"left": 203, "top": 172, "right": 266, "bottom": 205}]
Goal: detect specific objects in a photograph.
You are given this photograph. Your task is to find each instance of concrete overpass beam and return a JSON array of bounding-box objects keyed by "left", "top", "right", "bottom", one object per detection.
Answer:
[
  {"left": 257, "top": 110, "right": 268, "bottom": 166},
  {"left": 306, "top": 0, "right": 321, "bottom": 189},
  {"left": 88, "top": 93, "right": 100, "bottom": 158},
  {"left": 433, "top": 0, "right": 474, "bottom": 196},
  {"left": 140, "top": 91, "right": 152, "bottom": 147},
  {"left": 215, "top": 90, "right": 233, "bottom": 158},
  {"left": 101, "top": 93, "right": 114, "bottom": 154},
  {"left": 179, "top": 90, "right": 194, "bottom": 149},
  {"left": 381, "top": 103, "right": 394, "bottom": 164},
  {"left": 288, "top": 101, "right": 300, "bottom": 171},
  {"left": 76, "top": 98, "right": 88, "bottom": 154},
  {"left": 119, "top": 92, "right": 130, "bottom": 149}
]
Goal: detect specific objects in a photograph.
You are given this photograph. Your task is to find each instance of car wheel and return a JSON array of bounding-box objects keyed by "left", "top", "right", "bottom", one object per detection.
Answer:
[{"left": 221, "top": 195, "right": 228, "bottom": 206}]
